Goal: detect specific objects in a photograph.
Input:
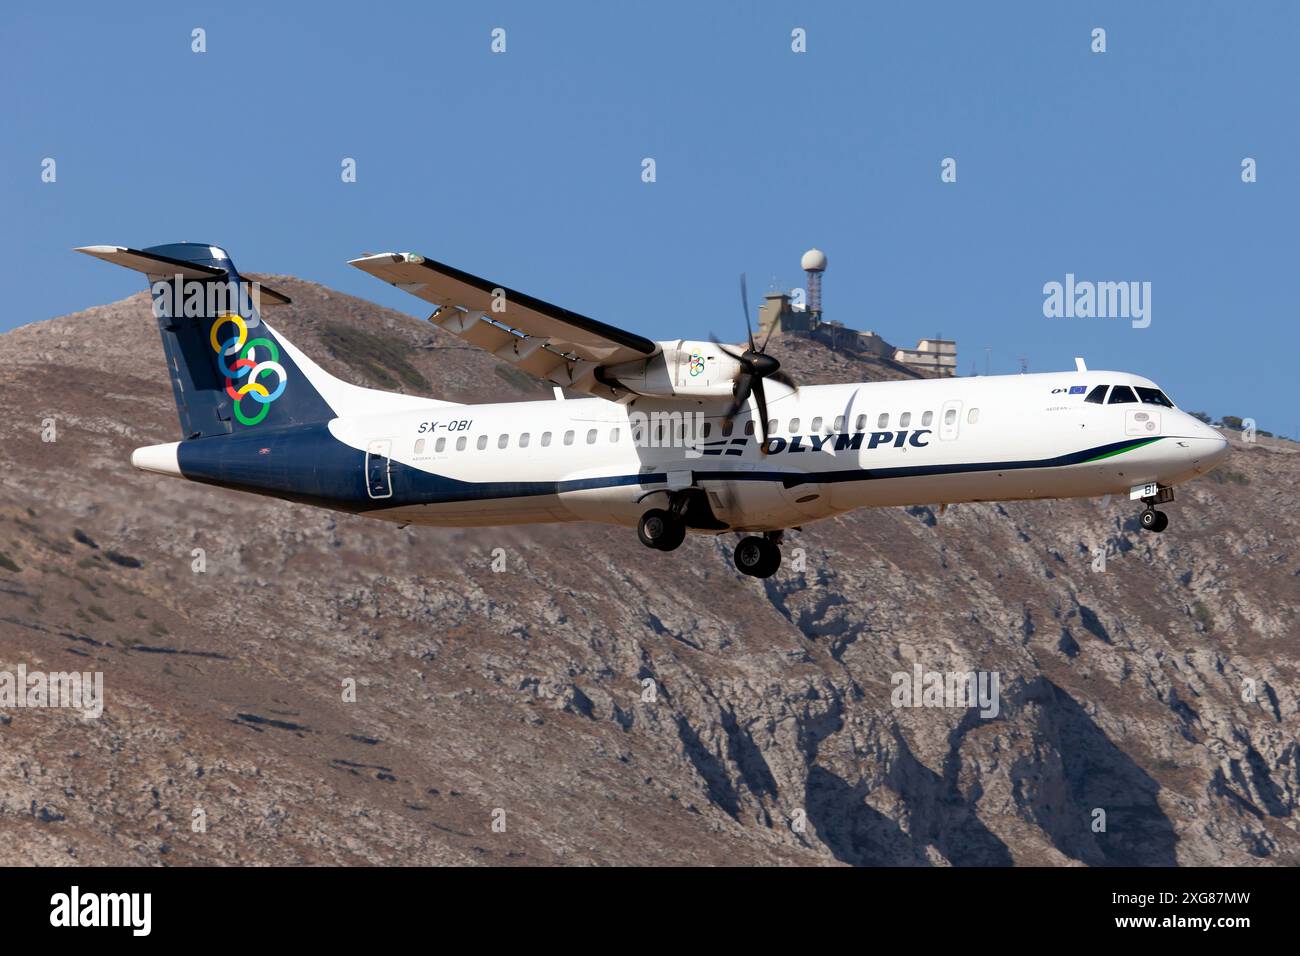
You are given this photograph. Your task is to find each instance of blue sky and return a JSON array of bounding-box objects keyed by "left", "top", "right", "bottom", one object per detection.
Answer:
[{"left": 3, "top": 1, "right": 1296, "bottom": 434}]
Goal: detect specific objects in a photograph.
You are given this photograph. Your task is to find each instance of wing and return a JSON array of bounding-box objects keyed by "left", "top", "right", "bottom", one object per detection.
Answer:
[{"left": 349, "top": 252, "right": 658, "bottom": 397}]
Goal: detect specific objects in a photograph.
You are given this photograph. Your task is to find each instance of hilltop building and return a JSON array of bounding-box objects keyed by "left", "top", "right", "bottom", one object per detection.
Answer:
[
  {"left": 893, "top": 338, "right": 958, "bottom": 376},
  {"left": 757, "top": 259, "right": 958, "bottom": 377}
]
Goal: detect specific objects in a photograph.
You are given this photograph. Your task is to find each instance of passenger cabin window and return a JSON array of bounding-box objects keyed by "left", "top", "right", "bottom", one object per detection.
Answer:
[
  {"left": 833, "top": 415, "right": 844, "bottom": 432},
  {"left": 767, "top": 420, "right": 778, "bottom": 435},
  {"left": 967, "top": 408, "right": 979, "bottom": 424},
  {"left": 610, "top": 428, "right": 620, "bottom": 442},
  {"left": 1108, "top": 386, "right": 1138, "bottom": 404},
  {"left": 921, "top": 411, "right": 933, "bottom": 426},
  {"left": 944, "top": 408, "right": 957, "bottom": 425},
  {"left": 541, "top": 432, "right": 552, "bottom": 447},
  {"left": 702, "top": 422, "right": 712, "bottom": 438},
  {"left": 877, "top": 413, "right": 889, "bottom": 428},
  {"left": 564, "top": 430, "right": 575, "bottom": 446},
  {"left": 744, "top": 420, "right": 755, "bottom": 436},
  {"left": 477, "top": 435, "right": 488, "bottom": 450},
  {"left": 899, "top": 412, "right": 911, "bottom": 428},
  {"left": 586, "top": 428, "right": 597, "bottom": 444},
  {"left": 855, "top": 414, "right": 867, "bottom": 431},
  {"left": 497, "top": 434, "right": 509, "bottom": 448},
  {"left": 788, "top": 418, "right": 800, "bottom": 432},
  {"left": 519, "top": 433, "right": 529, "bottom": 448},
  {"left": 1084, "top": 385, "right": 1108, "bottom": 404},
  {"left": 414, "top": 438, "right": 426, "bottom": 454},
  {"left": 1135, "top": 386, "right": 1174, "bottom": 408},
  {"left": 811, "top": 417, "right": 823, "bottom": 432},
  {"left": 456, "top": 436, "right": 467, "bottom": 451},
  {"left": 435, "top": 437, "right": 446, "bottom": 452},
  {"left": 721, "top": 421, "right": 734, "bottom": 437}
]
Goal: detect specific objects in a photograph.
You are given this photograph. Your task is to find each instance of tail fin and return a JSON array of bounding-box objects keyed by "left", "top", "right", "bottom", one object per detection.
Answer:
[{"left": 77, "top": 243, "right": 337, "bottom": 438}]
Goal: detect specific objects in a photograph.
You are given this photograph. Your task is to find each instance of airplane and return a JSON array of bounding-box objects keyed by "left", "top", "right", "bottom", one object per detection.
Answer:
[{"left": 77, "top": 242, "right": 1231, "bottom": 579}]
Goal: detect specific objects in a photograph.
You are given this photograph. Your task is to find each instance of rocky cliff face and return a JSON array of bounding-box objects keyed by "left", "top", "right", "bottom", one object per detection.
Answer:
[{"left": 0, "top": 278, "right": 1295, "bottom": 865}]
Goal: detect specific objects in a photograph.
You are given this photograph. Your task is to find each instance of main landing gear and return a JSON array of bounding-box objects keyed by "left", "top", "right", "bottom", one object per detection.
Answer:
[
  {"left": 637, "top": 494, "right": 785, "bottom": 577},
  {"left": 637, "top": 504, "right": 785, "bottom": 578},
  {"left": 637, "top": 490, "right": 729, "bottom": 553},
  {"left": 638, "top": 508, "right": 687, "bottom": 551},
  {"left": 733, "top": 532, "right": 782, "bottom": 579}
]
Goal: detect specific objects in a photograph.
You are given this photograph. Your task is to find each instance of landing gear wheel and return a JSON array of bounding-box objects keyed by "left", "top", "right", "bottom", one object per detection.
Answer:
[
  {"left": 1140, "top": 508, "right": 1169, "bottom": 533},
  {"left": 734, "top": 536, "right": 781, "bottom": 578},
  {"left": 638, "top": 509, "right": 686, "bottom": 551}
]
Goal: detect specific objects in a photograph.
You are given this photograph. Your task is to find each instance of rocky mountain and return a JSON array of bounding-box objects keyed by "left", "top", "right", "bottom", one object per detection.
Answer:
[{"left": 0, "top": 277, "right": 1295, "bottom": 866}]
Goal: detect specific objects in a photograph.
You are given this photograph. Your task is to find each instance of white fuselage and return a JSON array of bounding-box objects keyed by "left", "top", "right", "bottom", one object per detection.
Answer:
[{"left": 318, "top": 369, "right": 1229, "bottom": 533}]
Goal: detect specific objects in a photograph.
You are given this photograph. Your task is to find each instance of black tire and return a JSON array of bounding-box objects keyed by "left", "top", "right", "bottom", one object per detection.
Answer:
[
  {"left": 656, "top": 517, "right": 687, "bottom": 551},
  {"left": 638, "top": 509, "right": 686, "bottom": 551},
  {"left": 1151, "top": 510, "right": 1169, "bottom": 533},
  {"left": 1140, "top": 508, "right": 1158, "bottom": 530},
  {"left": 754, "top": 539, "right": 782, "bottom": 578},
  {"left": 734, "top": 536, "right": 767, "bottom": 575},
  {"left": 734, "top": 536, "right": 781, "bottom": 578},
  {"left": 638, "top": 509, "right": 670, "bottom": 549}
]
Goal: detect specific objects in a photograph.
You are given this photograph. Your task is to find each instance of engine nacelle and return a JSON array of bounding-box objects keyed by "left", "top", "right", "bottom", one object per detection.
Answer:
[{"left": 604, "top": 340, "right": 742, "bottom": 398}]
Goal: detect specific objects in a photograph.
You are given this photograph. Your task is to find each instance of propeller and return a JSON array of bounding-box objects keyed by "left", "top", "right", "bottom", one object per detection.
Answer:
[{"left": 713, "top": 273, "right": 796, "bottom": 453}]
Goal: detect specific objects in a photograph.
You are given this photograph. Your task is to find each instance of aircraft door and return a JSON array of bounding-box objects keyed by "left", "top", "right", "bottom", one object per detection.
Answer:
[
  {"left": 366, "top": 438, "right": 393, "bottom": 499},
  {"left": 939, "top": 400, "right": 962, "bottom": 441}
]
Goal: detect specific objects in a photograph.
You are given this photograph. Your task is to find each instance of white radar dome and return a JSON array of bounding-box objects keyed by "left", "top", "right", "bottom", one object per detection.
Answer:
[{"left": 800, "top": 249, "right": 827, "bottom": 272}]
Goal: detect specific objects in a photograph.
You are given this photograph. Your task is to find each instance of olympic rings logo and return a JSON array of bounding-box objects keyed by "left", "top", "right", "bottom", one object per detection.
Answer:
[{"left": 210, "top": 314, "right": 288, "bottom": 426}]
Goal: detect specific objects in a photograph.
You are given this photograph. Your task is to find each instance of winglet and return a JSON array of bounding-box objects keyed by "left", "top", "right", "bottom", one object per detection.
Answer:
[{"left": 1074, "top": 356, "right": 1088, "bottom": 372}]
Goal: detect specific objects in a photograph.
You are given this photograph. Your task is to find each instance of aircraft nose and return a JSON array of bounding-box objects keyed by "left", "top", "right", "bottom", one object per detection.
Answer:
[
  {"left": 1193, "top": 435, "right": 1230, "bottom": 475},
  {"left": 1209, "top": 435, "right": 1230, "bottom": 464}
]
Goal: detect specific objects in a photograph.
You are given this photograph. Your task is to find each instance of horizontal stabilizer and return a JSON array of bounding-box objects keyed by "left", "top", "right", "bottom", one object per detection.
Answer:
[
  {"left": 76, "top": 246, "right": 291, "bottom": 306},
  {"left": 75, "top": 245, "right": 228, "bottom": 279}
]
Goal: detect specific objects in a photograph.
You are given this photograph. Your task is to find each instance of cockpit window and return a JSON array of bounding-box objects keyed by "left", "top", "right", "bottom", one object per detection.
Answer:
[
  {"left": 1084, "top": 385, "right": 1108, "bottom": 404},
  {"left": 1135, "top": 386, "right": 1174, "bottom": 408},
  {"left": 1107, "top": 385, "right": 1138, "bottom": 404}
]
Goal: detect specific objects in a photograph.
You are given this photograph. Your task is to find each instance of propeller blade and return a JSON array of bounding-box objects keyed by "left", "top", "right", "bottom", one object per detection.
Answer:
[
  {"left": 759, "top": 312, "right": 778, "bottom": 353},
  {"left": 770, "top": 368, "right": 797, "bottom": 389},
  {"left": 723, "top": 370, "right": 754, "bottom": 425},
  {"left": 739, "top": 273, "right": 756, "bottom": 353},
  {"left": 752, "top": 377, "right": 771, "bottom": 454},
  {"left": 709, "top": 332, "right": 746, "bottom": 362}
]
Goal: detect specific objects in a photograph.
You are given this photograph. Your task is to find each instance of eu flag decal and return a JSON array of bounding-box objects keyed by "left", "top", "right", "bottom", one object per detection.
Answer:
[{"left": 1069, "top": 385, "right": 1086, "bottom": 394}]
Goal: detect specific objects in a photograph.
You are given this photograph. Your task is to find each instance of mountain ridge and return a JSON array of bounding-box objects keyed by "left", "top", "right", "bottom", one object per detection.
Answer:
[{"left": 0, "top": 277, "right": 1295, "bottom": 865}]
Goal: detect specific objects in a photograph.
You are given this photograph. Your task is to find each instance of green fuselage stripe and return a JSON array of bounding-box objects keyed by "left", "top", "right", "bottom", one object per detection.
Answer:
[{"left": 1081, "top": 437, "right": 1163, "bottom": 463}]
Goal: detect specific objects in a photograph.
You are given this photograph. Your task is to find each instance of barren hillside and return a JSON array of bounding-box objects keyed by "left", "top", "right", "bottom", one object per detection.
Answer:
[{"left": 0, "top": 279, "right": 1295, "bottom": 865}]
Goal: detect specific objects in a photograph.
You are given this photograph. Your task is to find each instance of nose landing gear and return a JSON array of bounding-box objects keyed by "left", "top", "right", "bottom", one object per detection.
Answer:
[
  {"left": 1135, "top": 487, "right": 1173, "bottom": 533},
  {"left": 1139, "top": 507, "right": 1169, "bottom": 533},
  {"left": 733, "top": 532, "right": 783, "bottom": 578}
]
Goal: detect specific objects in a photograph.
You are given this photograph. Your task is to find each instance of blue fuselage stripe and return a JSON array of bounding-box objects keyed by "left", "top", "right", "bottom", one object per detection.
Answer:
[{"left": 175, "top": 426, "right": 1161, "bottom": 513}]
